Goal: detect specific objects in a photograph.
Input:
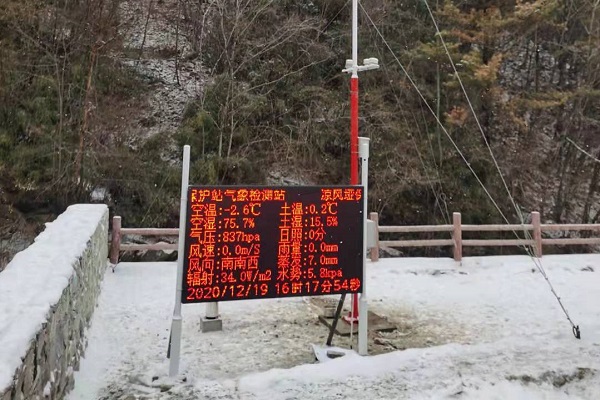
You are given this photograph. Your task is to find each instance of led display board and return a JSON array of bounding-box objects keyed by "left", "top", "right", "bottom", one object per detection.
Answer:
[{"left": 182, "top": 186, "right": 363, "bottom": 303}]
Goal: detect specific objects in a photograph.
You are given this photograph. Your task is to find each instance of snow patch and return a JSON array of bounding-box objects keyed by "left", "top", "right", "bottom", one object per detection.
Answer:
[{"left": 71, "top": 255, "right": 600, "bottom": 399}]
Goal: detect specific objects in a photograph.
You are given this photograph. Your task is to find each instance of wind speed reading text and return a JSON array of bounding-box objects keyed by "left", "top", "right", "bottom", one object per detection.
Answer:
[{"left": 182, "top": 186, "right": 364, "bottom": 303}]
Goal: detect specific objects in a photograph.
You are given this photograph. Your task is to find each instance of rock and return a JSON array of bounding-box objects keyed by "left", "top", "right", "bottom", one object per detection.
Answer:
[
  {"left": 374, "top": 337, "right": 392, "bottom": 346},
  {"left": 379, "top": 246, "right": 403, "bottom": 258},
  {"left": 158, "top": 384, "right": 174, "bottom": 392},
  {"left": 326, "top": 350, "right": 346, "bottom": 359}
]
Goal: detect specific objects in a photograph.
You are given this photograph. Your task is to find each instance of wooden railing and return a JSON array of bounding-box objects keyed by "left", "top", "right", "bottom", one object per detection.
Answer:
[
  {"left": 109, "top": 212, "right": 600, "bottom": 264},
  {"left": 109, "top": 216, "right": 178, "bottom": 264},
  {"left": 369, "top": 211, "right": 600, "bottom": 261}
]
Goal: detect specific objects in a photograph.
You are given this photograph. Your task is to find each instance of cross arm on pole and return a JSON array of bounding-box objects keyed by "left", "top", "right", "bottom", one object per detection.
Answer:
[{"left": 342, "top": 58, "right": 380, "bottom": 74}]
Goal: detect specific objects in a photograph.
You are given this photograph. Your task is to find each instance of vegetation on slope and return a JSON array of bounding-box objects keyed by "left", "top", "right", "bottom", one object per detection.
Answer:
[
  {"left": 1, "top": 0, "right": 600, "bottom": 261},
  {"left": 182, "top": 0, "right": 600, "bottom": 230},
  {"left": 0, "top": 0, "right": 182, "bottom": 230}
]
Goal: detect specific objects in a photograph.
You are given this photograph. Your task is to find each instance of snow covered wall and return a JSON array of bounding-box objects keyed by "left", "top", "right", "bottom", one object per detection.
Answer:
[{"left": 0, "top": 204, "right": 109, "bottom": 400}]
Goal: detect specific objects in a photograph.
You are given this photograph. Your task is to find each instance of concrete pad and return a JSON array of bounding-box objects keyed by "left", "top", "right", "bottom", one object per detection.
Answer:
[
  {"left": 308, "top": 297, "right": 341, "bottom": 318},
  {"left": 318, "top": 311, "right": 396, "bottom": 336}
]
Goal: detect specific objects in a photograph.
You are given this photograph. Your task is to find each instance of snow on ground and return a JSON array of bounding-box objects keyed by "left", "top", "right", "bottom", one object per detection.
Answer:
[{"left": 69, "top": 255, "right": 600, "bottom": 399}]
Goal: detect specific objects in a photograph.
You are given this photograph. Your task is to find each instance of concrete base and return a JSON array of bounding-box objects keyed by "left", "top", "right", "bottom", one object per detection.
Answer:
[
  {"left": 318, "top": 311, "right": 396, "bottom": 336},
  {"left": 308, "top": 297, "right": 340, "bottom": 317},
  {"left": 200, "top": 317, "right": 222, "bottom": 333}
]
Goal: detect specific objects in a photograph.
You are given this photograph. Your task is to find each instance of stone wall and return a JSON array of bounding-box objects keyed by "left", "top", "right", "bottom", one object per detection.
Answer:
[{"left": 0, "top": 205, "right": 109, "bottom": 400}]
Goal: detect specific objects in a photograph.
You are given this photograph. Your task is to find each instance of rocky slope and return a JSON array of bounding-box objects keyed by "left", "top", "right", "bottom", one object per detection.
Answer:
[{"left": 117, "top": 0, "right": 205, "bottom": 142}]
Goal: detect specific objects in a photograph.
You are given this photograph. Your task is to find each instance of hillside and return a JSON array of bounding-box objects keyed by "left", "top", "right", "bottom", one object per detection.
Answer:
[{"left": 1, "top": 0, "right": 600, "bottom": 266}]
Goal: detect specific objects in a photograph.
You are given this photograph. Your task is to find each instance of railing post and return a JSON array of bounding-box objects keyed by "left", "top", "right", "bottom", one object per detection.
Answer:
[
  {"left": 453, "top": 212, "right": 462, "bottom": 262},
  {"left": 369, "top": 212, "right": 379, "bottom": 262},
  {"left": 110, "top": 216, "right": 122, "bottom": 265},
  {"left": 532, "top": 211, "right": 542, "bottom": 258}
]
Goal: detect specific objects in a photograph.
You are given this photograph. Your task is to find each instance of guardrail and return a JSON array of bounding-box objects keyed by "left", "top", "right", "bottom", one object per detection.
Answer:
[
  {"left": 109, "top": 216, "right": 178, "bottom": 264},
  {"left": 109, "top": 212, "right": 600, "bottom": 264},
  {"left": 369, "top": 211, "right": 600, "bottom": 261}
]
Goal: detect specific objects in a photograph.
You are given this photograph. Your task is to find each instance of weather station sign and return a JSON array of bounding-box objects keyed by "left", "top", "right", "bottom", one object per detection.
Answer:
[{"left": 182, "top": 186, "right": 364, "bottom": 303}]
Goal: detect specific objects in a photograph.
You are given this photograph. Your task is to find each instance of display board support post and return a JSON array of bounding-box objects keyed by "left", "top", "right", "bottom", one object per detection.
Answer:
[
  {"left": 358, "top": 137, "right": 370, "bottom": 356},
  {"left": 206, "top": 302, "right": 219, "bottom": 318},
  {"left": 168, "top": 145, "right": 191, "bottom": 377}
]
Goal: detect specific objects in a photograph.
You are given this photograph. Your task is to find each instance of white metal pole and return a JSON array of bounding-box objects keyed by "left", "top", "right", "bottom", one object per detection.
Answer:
[
  {"left": 358, "top": 137, "right": 370, "bottom": 356},
  {"left": 169, "top": 144, "right": 190, "bottom": 377},
  {"left": 206, "top": 302, "right": 218, "bottom": 319},
  {"left": 352, "top": 0, "right": 358, "bottom": 76}
]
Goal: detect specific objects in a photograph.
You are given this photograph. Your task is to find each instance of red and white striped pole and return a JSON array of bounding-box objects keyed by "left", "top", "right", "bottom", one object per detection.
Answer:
[
  {"left": 350, "top": 0, "right": 359, "bottom": 186},
  {"left": 342, "top": 0, "right": 379, "bottom": 325},
  {"left": 346, "top": 0, "right": 360, "bottom": 324},
  {"left": 346, "top": 73, "right": 360, "bottom": 322}
]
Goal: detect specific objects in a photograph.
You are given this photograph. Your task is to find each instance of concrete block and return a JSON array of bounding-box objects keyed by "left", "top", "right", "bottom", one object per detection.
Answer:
[
  {"left": 200, "top": 317, "right": 223, "bottom": 333},
  {"left": 308, "top": 297, "right": 343, "bottom": 319}
]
